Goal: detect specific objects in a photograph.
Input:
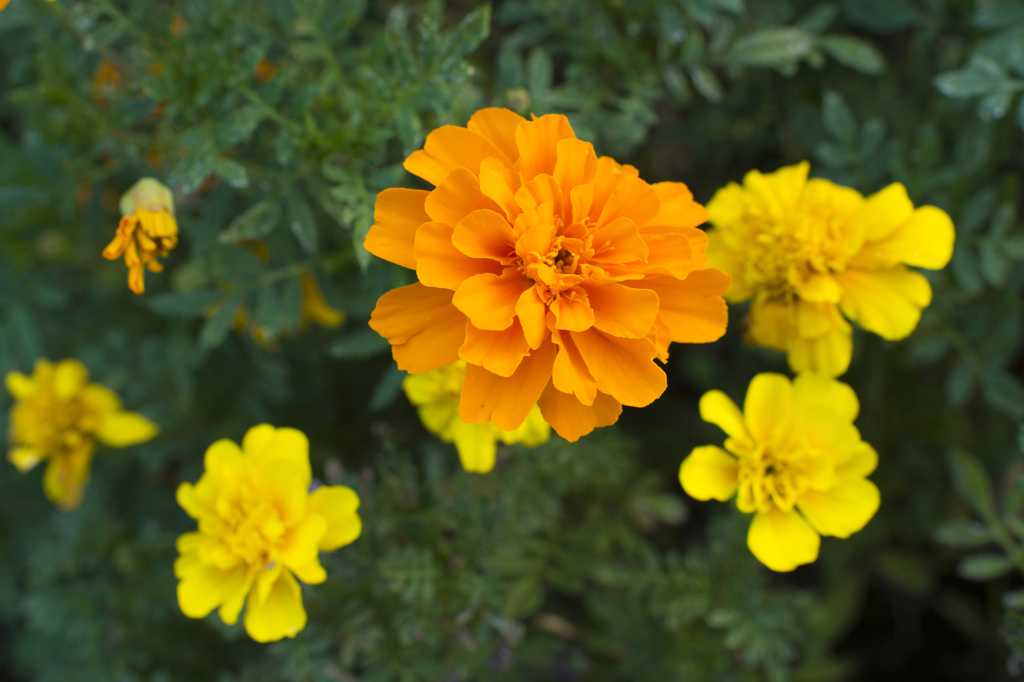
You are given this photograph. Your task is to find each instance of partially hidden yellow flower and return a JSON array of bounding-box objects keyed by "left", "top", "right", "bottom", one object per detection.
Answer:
[
  {"left": 103, "top": 178, "right": 179, "bottom": 294},
  {"left": 5, "top": 359, "right": 158, "bottom": 510},
  {"left": 232, "top": 273, "right": 345, "bottom": 344},
  {"left": 175, "top": 425, "right": 362, "bottom": 643},
  {"left": 679, "top": 373, "right": 879, "bottom": 572},
  {"left": 403, "top": 361, "right": 550, "bottom": 473},
  {"left": 706, "top": 162, "right": 955, "bottom": 376}
]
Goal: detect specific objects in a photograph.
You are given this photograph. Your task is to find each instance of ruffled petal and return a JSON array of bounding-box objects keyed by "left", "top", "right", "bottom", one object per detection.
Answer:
[
  {"left": 452, "top": 268, "right": 533, "bottom": 331},
  {"left": 583, "top": 282, "right": 658, "bottom": 339},
  {"left": 404, "top": 125, "right": 513, "bottom": 187},
  {"left": 648, "top": 182, "right": 709, "bottom": 229},
  {"left": 551, "top": 329, "right": 598, "bottom": 406},
  {"left": 857, "top": 205, "right": 955, "bottom": 270},
  {"left": 4, "top": 371, "right": 35, "bottom": 400},
  {"left": 570, "top": 329, "right": 666, "bottom": 408},
  {"left": 792, "top": 373, "right": 859, "bottom": 422},
  {"left": 243, "top": 569, "right": 307, "bottom": 643},
  {"left": 459, "top": 339, "right": 557, "bottom": 431},
  {"left": 278, "top": 514, "right": 328, "bottom": 576},
  {"left": 553, "top": 138, "right": 597, "bottom": 201},
  {"left": 743, "top": 373, "right": 794, "bottom": 444},
  {"left": 467, "top": 107, "right": 526, "bottom": 161},
  {"left": 95, "top": 410, "right": 159, "bottom": 448},
  {"left": 369, "top": 283, "right": 466, "bottom": 373},
  {"left": 537, "top": 382, "right": 621, "bottom": 442},
  {"left": 459, "top": 319, "right": 531, "bottom": 377},
  {"left": 424, "top": 167, "right": 504, "bottom": 227},
  {"left": 364, "top": 188, "right": 430, "bottom": 270},
  {"left": 515, "top": 114, "right": 576, "bottom": 182},
  {"left": 746, "top": 508, "right": 820, "bottom": 572},
  {"left": 798, "top": 478, "right": 880, "bottom": 538},
  {"left": 307, "top": 485, "right": 362, "bottom": 551},
  {"left": 497, "top": 404, "right": 551, "bottom": 447},
  {"left": 415, "top": 220, "right": 502, "bottom": 290},
  {"left": 698, "top": 390, "right": 749, "bottom": 442},
  {"left": 679, "top": 445, "right": 739, "bottom": 502},
  {"left": 835, "top": 265, "right": 932, "bottom": 340},
  {"left": 449, "top": 419, "right": 498, "bottom": 473},
  {"left": 624, "top": 269, "right": 730, "bottom": 344}
]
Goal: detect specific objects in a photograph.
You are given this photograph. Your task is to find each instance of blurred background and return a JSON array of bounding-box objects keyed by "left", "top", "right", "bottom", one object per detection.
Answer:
[{"left": 1, "top": 0, "right": 1024, "bottom": 680}]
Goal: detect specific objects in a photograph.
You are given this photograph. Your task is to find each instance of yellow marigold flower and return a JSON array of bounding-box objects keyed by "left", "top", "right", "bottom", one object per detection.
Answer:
[
  {"left": 5, "top": 359, "right": 158, "bottom": 510},
  {"left": 679, "top": 373, "right": 880, "bottom": 572},
  {"left": 706, "top": 162, "right": 955, "bottom": 376},
  {"left": 366, "top": 108, "right": 730, "bottom": 443},
  {"left": 175, "top": 425, "right": 362, "bottom": 643},
  {"left": 403, "top": 361, "right": 550, "bottom": 472},
  {"left": 103, "top": 178, "right": 179, "bottom": 295}
]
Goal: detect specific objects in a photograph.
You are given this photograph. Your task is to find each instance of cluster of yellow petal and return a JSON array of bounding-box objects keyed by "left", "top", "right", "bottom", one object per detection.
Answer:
[
  {"left": 103, "top": 178, "right": 179, "bottom": 294},
  {"left": 5, "top": 359, "right": 158, "bottom": 509},
  {"left": 707, "top": 162, "right": 954, "bottom": 376},
  {"left": 175, "top": 425, "right": 362, "bottom": 643},
  {"left": 366, "top": 108, "right": 730, "bottom": 442},
  {"left": 403, "top": 361, "right": 550, "bottom": 472},
  {"left": 679, "top": 373, "right": 879, "bottom": 572}
]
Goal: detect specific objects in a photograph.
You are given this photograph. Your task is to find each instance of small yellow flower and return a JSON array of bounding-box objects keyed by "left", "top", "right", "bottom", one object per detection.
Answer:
[
  {"left": 403, "top": 361, "right": 550, "bottom": 473},
  {"left": 679, "top": 373, "right": 880, "bottom": 572},
  {"left": 299, "top": 273, "right": 345, "bottom": 329},
  {"left": 103, "top": 178, "right": 179, "bottom": 294},
  {"left": 5, "top": 359, "right": 158, "bottom": 510},
  {"left": 707, "top": 162, "right": 954, "bottom": 376},
  {"left": 175, "top": 425, "right": 362, "bottom": 643}
]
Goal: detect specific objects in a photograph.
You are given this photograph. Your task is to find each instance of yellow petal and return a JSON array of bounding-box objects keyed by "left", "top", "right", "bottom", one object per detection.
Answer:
[
  {"left": 244, "top": 425, "right": 312, "bottom": 490},
  {"left": 54, "top": 359, "right": 89, "bottom": 399},
  {"left": 8, "top": 447, "right": 44, "bottom": 472},
  {"left": 497, "top": 403, "right": 551, "bottom": 448},
  {"left": 43, "top": 446, "right": 94, "bottom": 510},
  {"left": 95, "top": 410, "right": 158, "bottom": 447},
  {"left": 679, "top": 445, "right": 738, "bottom": 502},
  {"left": 746, "top": 508, "right": 820, "bottom": 572},
  {"left": 243, "top": 569, "right": 307, "bottom": 643},
  {"left": 787, "top": 320, "right": 852, "bottom": 378},
  {"left": 308, "top": 485, "right": 363, "bottom": 551},
  {"left": 848, "top": 182, "right": 914, "bottom": 242},
  {"left": 218, "top": 568, "right": 256, "bottom": 626},
  {"left": 5, "top": 371, "right": 35, "bottom": 400},
  {"left": 698, "top": 390, "right": 749, "bottom": 442},
  {"left": 837, "top": 442, "right": 878, "bottom": 478},
  {"left": 290, "top": 560, "right": 327, "bottom": 585},
  {"left": 177, "top": 562, "right": 238, "bottom": 619},
  {"left": 80, "top": 384, "right": 122, "bottom": 414},
  {"left": 743, "top": 373, "right": 794, "bottom": 444},
  {"left": 860, "top": 205, "right": 955, "bottom": 270},
  {"left": 450, "top": 419, "right": 498, "bottom": 473},
  {"left": 835, "top": 265, "right": 932, "bottom": 340},
  {"left": 278, "top": 514, "right": 328, "bottom": 574},
  {"left": 798, "top": 478, "right": 880, "bottom": 538},
  {"left": 792, "top": 373, "right": 859, "bottom": 422},
  {"left": 251, "top": 457, "right": 309, "bottom": 527}
]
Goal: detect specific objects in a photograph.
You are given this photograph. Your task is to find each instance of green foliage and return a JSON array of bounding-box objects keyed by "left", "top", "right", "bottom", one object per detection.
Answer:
[{"left": 3, "top": 0, "right": 1024, "bottom": 680}]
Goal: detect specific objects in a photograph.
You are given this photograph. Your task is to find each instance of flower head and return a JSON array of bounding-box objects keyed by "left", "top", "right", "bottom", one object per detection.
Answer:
[
  {"left": 175, "top": 425, "right": 362, "bottom": 643},
  {"left": 103, "top": 178, "right": 179, "bottom": 294},
  {"left": 367, "top": 108, "right": 730, "bottom": 442},
  {"left": 403, "top": 360, "right": 550, "bottom": 472},
  {"left": 5, "top": 359, "right": 158, "bottom": 509},
  {"left": 707, "top": 162, "right": 955, "bottom": 376},
  {"left": 679, "top": 373, "right": 879, "bottom": 571}
]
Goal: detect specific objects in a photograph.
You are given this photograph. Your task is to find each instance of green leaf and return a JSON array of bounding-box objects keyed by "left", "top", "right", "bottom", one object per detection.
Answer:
[
  {"left": 990, "top": 202, "right": 1017, "bottom": 237},
  {"left": 689, "top": 66, "right": 724, "bottom": 102},
  {"left": 934, "top": 520, "right": 994, "bottom": 549},
  {"left": 934, "top": 55, "right": 1012, "bottom": 98},
  {"left": 218, "top": 200, "right": 282, "bottom": 244},
  {"left": 958, "top": 188, "right": 997, "bottom": 236},
  {"left": 1004, "top": 589, "right": 1024, "bottom": 610},
  {"left": 214, "top": 158, "right": 249, "bottom": 189},
  {"left": 948, "top": 449, "right": 998, "bottom": 521},
  {"left": 797, "top": 3, "right": 839, "bottom": 32},
  {"left": 979, "top": 239, "right": 1009, "bottom": 287},
  {"left": 1004, "top": 236, "right": 1024, "bottom": 259},
  {"left": 279, "top": 276, "right": 303, "bottom": 333},
  {"left": 950, "top": 248, "right": 984, "bottom": 295},
  {"left": 146, "top": 290, "right": 224, "bottom": 317},
  {"left": 663, "top": 66, "right": 692, "bottom": 104},
  {"left": 946, "top": 360, "right": 975, "bottom": 406},
  {"left": 369, "top": 363, "right": 407, "bottom": 412},
  {"left": 527, "top": 47, "right": 553, "bottom": 98},
  {"left": 725, "top": 28, "right": 814, "bottom": 68},
  {"left": 982, "top": 369, "right": 1024, "bottom": 419},
  {"left": 286, "top": 187, "right": 318, "bottom": 255},
  {"left": 329, "top": 328, "right": 390, "bottom": 359},
  {"left": 505, "top": 576, "right": 544, "bottom": 618},
  {"left": 215, "top": 105, "right": 266, "bottom": 147},
  {"left": 818, "top": 35, "right": 885, "bottom": 74},
  {"left": 199, "top": 296, "right": 240, "bottom": 349},
  {"left": 822, "top": 91, "right": 856, "bottom": 142},
  {"left": 452, "top": 4, "right": 491, "bottom": 56},
  {"left": 171, "top": 139, "right": 218, "bottom": 195},
  {"left": 253, "top": 284, "right": 281, "bottom": 340},
  {"left": 956, "top": 553, "right": 1015, "bottom": 581}
]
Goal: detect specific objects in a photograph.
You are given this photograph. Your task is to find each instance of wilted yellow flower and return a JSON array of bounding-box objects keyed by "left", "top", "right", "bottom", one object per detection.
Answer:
[
  {"left": 175, "top": 425, "right": 362, "bottom": 643},
  {"left": 103, "top": 178, "right": 179, "bottom": 294},
  {"left": 707, "top": 162, "right": 954, "bottom": 376},
  {"left": 5, "top": 359, "right": 158, "bottom": 510},
  {"left": 403, "top": 361, "right": 550, "bottom": 473},
  {"left": 679, "top": 373, "right": 879, "bottom": 572}
]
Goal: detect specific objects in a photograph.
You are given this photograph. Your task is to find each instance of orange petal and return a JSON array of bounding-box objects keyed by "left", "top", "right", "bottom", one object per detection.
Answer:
[
  {"left": 649, "top": 182, "right": 709, "bottom": 229},
  {"left": 364, "top": 188, "right": 430, "bottom": 270},
  {"left": 479, "top": 157, "right": 522, "bottom": 223},
  {"left": 459, "top": 318, "right": 531, "bottom": 377},
  {"left": 452, "top": 268, "right": 533, "bottom": 331},
  {"left": 459, "top": 338, "right": 557, "bottom": 430},
  {"left": 550, "top": 287, "right": 594, "bottom": 332},
  {"left": 538, "top": 382, "right": 621, "bottom": 442},
  {"left": 102, "top": 216, "right": 137, "bottom": 260},
  {"left": 639, "top": 231, "right": 695, "bottom": 279},
  {"left": 424, "top": 167, "right": 503, "bottom": 227},
  {"left": 551, "top": 329, "right": 597, "bottom": 405},
  {"left": 404, "top": 125, "right": 513, "bottom": 187},
  {"left": 570, "top": 329, "right": 666, "bottom": 407},
  {"left": 516, "top": 286, "right": 549, "bottom": 350},
  {"left": 369, "top": 283, "right": 466, "bottom": 372},
  {"left": 596, "top": 176, "right": 660, "bottom": 229},
  {"left": 553, "top": 138, "right": 597, "bottom": 201},
  {"left": 571, "top": 183, "right": 595, "bottom": 223},
  {"left": 128, "top": 261, "right": 146, "bottom": 294},
  {"left": 584, "top": 282, "right": 659, "bottom": 338},
  {"left": 625, "top": 270, "right": 730, "bottom": 343},
  {"left": 514, "top": 114, "right": 576, "bottom": 182},
  {"left": 591, "top": 217, "right": 648, "bottom": 265},
  {"left": 466, "top": 107, "right": 527, "bottom": 162},
  {"left": 452, "top": 209, "right": 517, "bottom": 263},
  {"left": 514, "top": 174, "right": 564, "bottom": 218},
  {"left": 590, "top": 156, "right": 639, "bottom": 221},
  {"left": 414, "top": 221, "right": 502, "bottom": 290}
]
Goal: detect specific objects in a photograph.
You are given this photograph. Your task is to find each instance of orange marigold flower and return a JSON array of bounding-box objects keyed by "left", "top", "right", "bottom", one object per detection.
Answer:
[
  {"left": 254, "top": 58, "right": 278, "bottom": 83},
  {"left": 366, "top": 108, "right": 730, "bottom": 442},
  {"left": 103, "top": 178, "right": 179, "bottom": 294}
]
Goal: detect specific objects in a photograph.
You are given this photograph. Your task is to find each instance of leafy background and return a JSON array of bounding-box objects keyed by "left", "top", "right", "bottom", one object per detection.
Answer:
[{"left": 1, "top": 0, "right": 1023, "bottom": 680}]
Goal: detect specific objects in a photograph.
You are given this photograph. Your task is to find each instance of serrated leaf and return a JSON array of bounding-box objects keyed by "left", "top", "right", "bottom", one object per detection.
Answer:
[
  {"left": 689, "top": 66, "right": 724, "bottom": 102},
  {"left": 797, "top": 3, "right": 839, "bottom": 32},
  {"left": 819, "top": 35, "right": 885, "bottom": 74},
  {"left": 171, "top": 139, "right": 218, "bottom": 195},
  {"left": 934, "top": 55, "right": 1011, "bottom": 98},
  {"left": 948, "top": 449, "right": 998, "bottom": 521},
  {"left": 823, "top": 90, "right": 856, "bottom": 142},
  {"left": 527, "top": 47, "right": 553, "bottom": 98},
  {"left": 218, "top": 200, "right": 282, "bottom": 244},
  {"left": 215, "top": 105, "right": 266, "bottom": 147},
  {"left": 286, "top": 187, "right": 318, "bottom": 255},
  {"left": 934, "top": 520, "right": 994, "bottom": 549},
  {"left": 452, "top": 4, "right": 491, "bottom": 56},
  {"left": 215, "top": 158, "right": 249, "bottom": 189},
  {"left": 199, "top": 297, "right": 240, "bottom": 349},
  {"left": 956, "top": 553, "right": 1015, "bottom": 581},
  {"left": 146, "top": 290, "right": 224, "bottom": 317},
  {"left": 725, "top": 27, "right": 814, "bottom": 68}
]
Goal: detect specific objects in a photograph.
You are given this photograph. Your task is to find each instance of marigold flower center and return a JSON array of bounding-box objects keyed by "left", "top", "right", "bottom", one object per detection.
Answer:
[
  {"left": 12, "top": 391, "right": 99, "bottom": 455},
  {"left": 745, "top": 211, "right": 855, "bottom": 297},
  {"left": 221, "top": 495, "right": 285, "bottom": 567},
  {"left": 737, "top": 444, "right": 811, "bottom": 513}
]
